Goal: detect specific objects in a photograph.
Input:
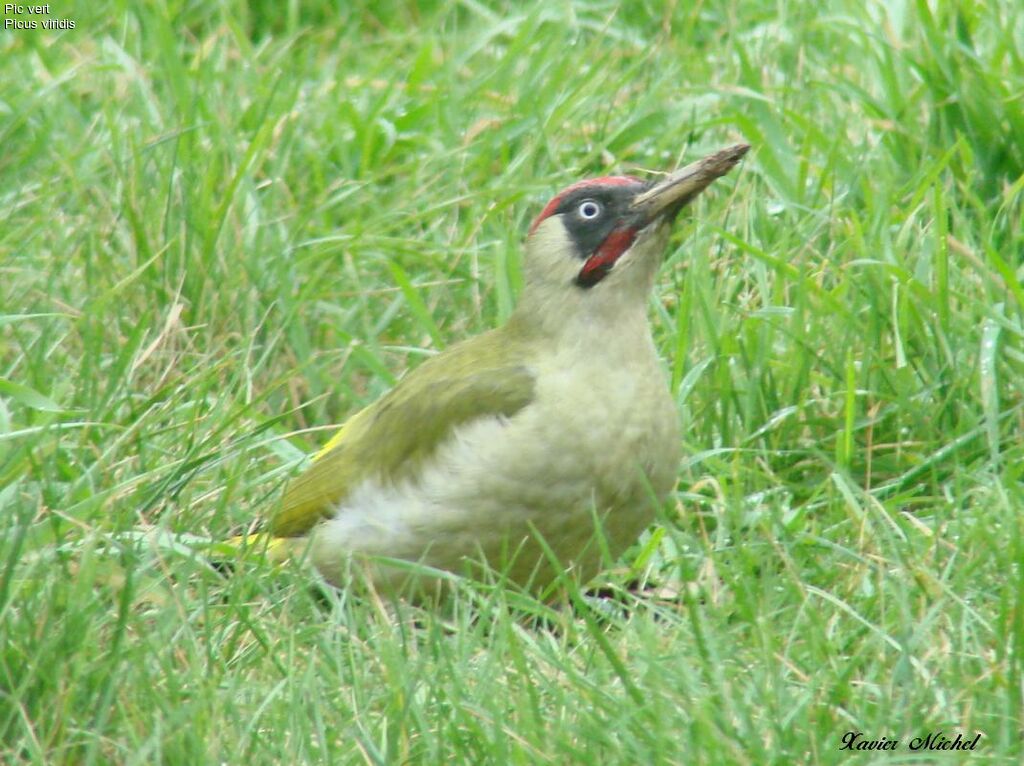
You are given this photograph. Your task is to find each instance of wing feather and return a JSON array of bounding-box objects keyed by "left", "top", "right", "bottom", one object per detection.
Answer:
[{"left": 271, "top": 330, "right": 536, "bottom": 536}]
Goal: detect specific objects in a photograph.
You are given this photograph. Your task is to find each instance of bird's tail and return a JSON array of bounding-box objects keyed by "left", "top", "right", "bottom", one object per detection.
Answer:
[{"left": 219, "top": 532, "right": 304, "bottom": 564}]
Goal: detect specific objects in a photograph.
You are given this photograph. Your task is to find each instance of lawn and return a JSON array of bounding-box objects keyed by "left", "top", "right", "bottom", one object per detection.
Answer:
[{"left": 2, "top": 0, "right": 1022, "bottom": 763}]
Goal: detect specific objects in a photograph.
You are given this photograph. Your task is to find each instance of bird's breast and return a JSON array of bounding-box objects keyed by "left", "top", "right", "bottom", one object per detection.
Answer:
[{"left": 527, "top": 349, "right": 681, "bottom": 506}]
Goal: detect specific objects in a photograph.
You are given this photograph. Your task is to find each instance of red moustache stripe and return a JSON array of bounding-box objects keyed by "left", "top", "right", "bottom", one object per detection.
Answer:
[{"left": 575, "top": 228, "right": 637, "bottom": 288}]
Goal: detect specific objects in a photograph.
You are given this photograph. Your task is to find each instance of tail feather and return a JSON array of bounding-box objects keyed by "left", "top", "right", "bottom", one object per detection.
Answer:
[{"left": 221, "top": 533, "right": 305, "bottom": 564}]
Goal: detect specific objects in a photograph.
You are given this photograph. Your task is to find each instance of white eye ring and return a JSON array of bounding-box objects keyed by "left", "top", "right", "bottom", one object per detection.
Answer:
[{"left": 578, "top": 200, "right": 602, "bottom": 220}]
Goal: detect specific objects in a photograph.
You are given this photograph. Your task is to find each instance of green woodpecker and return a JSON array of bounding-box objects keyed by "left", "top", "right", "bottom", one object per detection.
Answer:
[{"left": 254, "top": 144, "right": 749, "bottom": 595}]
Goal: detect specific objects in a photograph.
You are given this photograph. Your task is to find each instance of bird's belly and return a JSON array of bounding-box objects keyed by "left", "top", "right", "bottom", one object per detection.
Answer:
[{"left": 311, "top": 380, "right": 679, "bottom": 593}]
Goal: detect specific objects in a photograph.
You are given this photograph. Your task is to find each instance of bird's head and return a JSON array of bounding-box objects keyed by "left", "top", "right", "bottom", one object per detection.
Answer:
[{"left": 517, "top": 144, "right": 749, "bottom": 327}]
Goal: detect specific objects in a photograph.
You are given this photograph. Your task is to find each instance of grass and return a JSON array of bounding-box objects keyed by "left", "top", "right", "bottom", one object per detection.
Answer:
[{"left": 2, "top": 0, "right": 1023, "bottom": 762}]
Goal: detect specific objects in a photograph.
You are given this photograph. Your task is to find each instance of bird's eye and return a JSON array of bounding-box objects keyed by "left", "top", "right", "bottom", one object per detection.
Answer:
[{"left": 578, "top": 200, "right": 602, "bottom": 220}]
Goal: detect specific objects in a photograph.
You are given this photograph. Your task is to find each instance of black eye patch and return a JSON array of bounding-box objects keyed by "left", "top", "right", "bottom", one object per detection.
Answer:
[{"left": 553, "top": 186, "right": 638, "bottom": 260}]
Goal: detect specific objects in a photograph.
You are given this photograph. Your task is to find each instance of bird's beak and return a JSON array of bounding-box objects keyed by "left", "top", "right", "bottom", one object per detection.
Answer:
[{"left": 630, "top": 143, "right": 750, "bottom": 225}]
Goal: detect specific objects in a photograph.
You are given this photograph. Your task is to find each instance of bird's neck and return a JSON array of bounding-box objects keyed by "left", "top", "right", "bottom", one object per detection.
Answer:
[{"left": 506, "top": 287, "right": 655, "bottom": 362}]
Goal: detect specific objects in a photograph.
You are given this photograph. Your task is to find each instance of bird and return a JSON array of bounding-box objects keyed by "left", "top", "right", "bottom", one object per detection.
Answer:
[{"left": 240, "top": 143, "right": 749, "bottom": 598}]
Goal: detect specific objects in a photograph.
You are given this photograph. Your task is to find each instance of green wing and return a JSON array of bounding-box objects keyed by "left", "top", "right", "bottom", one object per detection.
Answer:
[{"left": 271, "top": 334, "right": 536, "bottom": 537}]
